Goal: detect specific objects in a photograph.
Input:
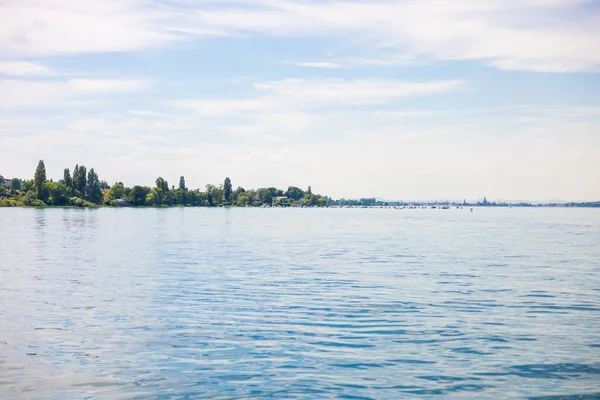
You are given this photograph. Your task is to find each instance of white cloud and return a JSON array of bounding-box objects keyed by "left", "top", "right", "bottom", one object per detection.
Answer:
[
  {"left": 128, "top": 110, "right": 161, "bottom": 117},
  {"left": 176, "top": 78, "right": 463, "bottom": 117},
  {"left": 68, "top": 78, "right": 149, "bottom": 93},
  {"left": 0, "top": 78, "right": 151, "bottom": 108},
  {"left": 235, "top": 148, "right": 293, "bottom": 162},
  {"left": 296, "top": 62, "right": 342, "bottom": 69},
  {"left": 1, "top": 0, "right": 598, "bottom": 72},
  {"left": 175, "top": 98, "right": 272, "bottom": 116},
  {"left": 255, "top": 78, "right": 463, "bottom": 104},
  {"left": 560, "top": 107, "right": 600, "bottom": 117},
  {"left": 373, "top": 105, "right": 537, "bottom": 119},
  {"left": 169, "top": 77, "right": 469, "bottom": 161},
  {"left": 0, "top": 0, "right": 178, "bottom": 57},
  {"left": 337, "top": 56, "right": 417, "bottom": 67},
  {"left": 0, "top": 61, "right": 53, "bottom": 76},
  {"left": 374, "top": 110, "right": 440, "bottom": 118},
  {"left": 179, "top": 0, "right": 600, "bottom": 73}
]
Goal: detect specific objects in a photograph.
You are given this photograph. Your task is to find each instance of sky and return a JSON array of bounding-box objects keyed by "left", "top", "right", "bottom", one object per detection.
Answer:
[{"left": 1, "top": 0, "right": 599, "bottom": 202}]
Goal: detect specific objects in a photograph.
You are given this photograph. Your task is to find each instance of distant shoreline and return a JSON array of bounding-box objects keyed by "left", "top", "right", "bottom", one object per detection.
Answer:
[
  {"left": 2, "top": 160, "right": 598, "bottom": 209},
  {"left": 1, "top": 204, "right": 599, "bottom": 210}
]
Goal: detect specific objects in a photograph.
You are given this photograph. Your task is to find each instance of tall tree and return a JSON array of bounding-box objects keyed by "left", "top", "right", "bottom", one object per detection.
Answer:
[
  {"left": 77, "top": 165, "right": 87, "bottom": 195},
  {"left": 156, "top": 177, "right": 168, "bottom": 192},
  {"left": 72, "top": 164, "right": 79, "bottom": 191},
  {"left": 179, "top": 176, "right": 186, "bottom": 191},
  {"left": 224, "top": 177, "right": 232, "bottom": 202},
  {"left": 63, "top": 168, "right": 72, "bottom": 188},
  {"left": 86, "top": 168, "right": 102, "bottom": 203},
  {"left": 34, "top": 160, "right": 47, "bottom": 200},
  {"left": 307, "top": 186, "right": 312, "bottom": 195}
]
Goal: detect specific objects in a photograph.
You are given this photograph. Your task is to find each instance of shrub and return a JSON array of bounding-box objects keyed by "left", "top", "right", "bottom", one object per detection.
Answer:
[
  {"left": 69, "top": 197, "right": 97, "bottom": 207},
  {"left": 0, "top": 197, "right": 18, "bottom": 207},
  {"left": 30, "top": 199, "right": 46, "bottom": 207}
]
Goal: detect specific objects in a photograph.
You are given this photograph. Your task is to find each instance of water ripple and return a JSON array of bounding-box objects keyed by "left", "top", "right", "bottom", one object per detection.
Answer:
[{"left": 0, "top": 207, "right": 599, "bottom": 399}]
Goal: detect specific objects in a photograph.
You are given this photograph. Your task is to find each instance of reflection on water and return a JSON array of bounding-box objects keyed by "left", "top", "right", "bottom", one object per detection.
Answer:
[{"left": 0, "top": 207, "right": 599, "bottom": 399}]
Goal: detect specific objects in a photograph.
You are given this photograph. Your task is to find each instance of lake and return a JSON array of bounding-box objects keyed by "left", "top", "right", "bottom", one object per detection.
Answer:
[{"left": 1, "top": 207, "right": 599, "bottom": 399}]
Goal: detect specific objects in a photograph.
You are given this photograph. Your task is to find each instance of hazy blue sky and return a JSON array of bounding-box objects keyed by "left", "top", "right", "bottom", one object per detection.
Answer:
[{"left": 1, "top": 0, "right": 599, "bottom": 201}]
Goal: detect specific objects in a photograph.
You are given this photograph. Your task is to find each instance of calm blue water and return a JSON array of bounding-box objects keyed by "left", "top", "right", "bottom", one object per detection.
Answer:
[{"left": 0, "top": 207, "right": 599, "bottom": 399}]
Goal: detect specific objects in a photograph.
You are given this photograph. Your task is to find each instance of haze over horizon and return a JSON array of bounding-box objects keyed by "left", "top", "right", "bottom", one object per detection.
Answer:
[{"left": 1, "top": 0, "right": 599, "bottom": 201}]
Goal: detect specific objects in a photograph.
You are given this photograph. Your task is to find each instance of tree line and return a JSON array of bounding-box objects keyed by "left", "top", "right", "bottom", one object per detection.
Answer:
[{"left": 0, "top": 160, "right": 328, "bottom": 208}]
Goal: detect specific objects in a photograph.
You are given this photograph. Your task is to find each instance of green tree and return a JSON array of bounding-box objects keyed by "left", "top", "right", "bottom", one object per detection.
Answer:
[
  {"left": 177, "top": 176, "right": 187, "bottom": 205},
  {"left": 34, "top": 160, "right": 47, "bottom": 200},
  {"left": 146, "top": 188, "right": 161, "bottom": 206},
  {"left": 107, "top": 182, "right": 125, "bottom": 200},
  {"left": 186, "top": 189, "right": 197, "bottom": 206},
  {"left": 86, "top": 168, "right": 102, "bottom": 204},
  {"left": 307, "top": 186, "right": 312, "bottom": 195},
  {"left": 257, "top": 187, "right": 273, "bottom": 204},
  {"left": 128, "top": 185, "right": 150, "bottom": 206},
  {"left": 232, "top": 186, "right": 245, "bottom": 203},
  {"left": 189, "top": 190, "right": 208, "bottom": 206},
  {"left": 300, "top": 190, "right": 319, "bottom": 206},
  {"left": 21, "top": 180, "right": 34, "bottom": 193},
  {"left": 72, "top": 164, "right": 79, "bottom": 191},
  {"left": 78, "top": 165, "right": 87, "bottom": 194},
  {"left": 286, "top": 186, "right": 304, "bottom": 201},
  {"left": 44, "top": 181, "right": 70, "bottom": 206},
  {"left": 11, "top": 178, "right": 21, "bottom": 190},
  {"left": 156, "top": 177, "right": 169, "bottom": 192},
  {"left": 235, "top": 191, "right": 251, "bottom": 206},
  {"left": 359, "top": 198, "right": 376, "bottom": 207},
  {"left": 23, "top": 189, "right": 43, "bottom": 207},
  {"left": 205, "top": 184, "right": 216, "bottom": 206},
  {"left": 224, "top": 177, "right": 232, "bottom": 202},
  {"left": 250, "top": 190, "right": 262, "bottom": 206},
  {"left": 206, "top": 184, "right": 223, "bottom": 206},
  {"left": 63, "top": 168, "right": 72, "bottom": 188},
  {"left": 173, "top": 188, "right": 185, "bottom": 205},
  {"left": 153, "top": 177, "right": 171, "bottom": 205},
  {"left": 71, "top": 165, "right": 87, "bottom": 195}
]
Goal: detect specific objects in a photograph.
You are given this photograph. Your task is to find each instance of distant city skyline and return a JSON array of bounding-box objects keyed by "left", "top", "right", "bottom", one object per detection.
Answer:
[{"left": 1, "top": 0, "right": 599, "bottom": 201}]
